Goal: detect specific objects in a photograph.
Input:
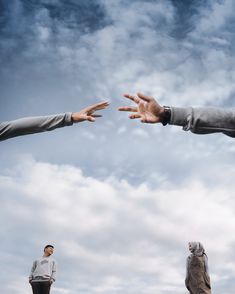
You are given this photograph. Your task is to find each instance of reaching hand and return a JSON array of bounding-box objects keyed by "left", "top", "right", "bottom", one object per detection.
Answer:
[
  {"left": 72, "top": 101, "right": 109, "bottom": 123},
  {"left": 118, "top": 92, "right": 164, "bottom": 123}
]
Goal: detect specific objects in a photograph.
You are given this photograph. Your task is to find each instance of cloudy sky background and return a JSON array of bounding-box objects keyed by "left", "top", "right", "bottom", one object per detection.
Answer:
[{"left": 1, "top": 0, "right": 235, "bottom": 293}]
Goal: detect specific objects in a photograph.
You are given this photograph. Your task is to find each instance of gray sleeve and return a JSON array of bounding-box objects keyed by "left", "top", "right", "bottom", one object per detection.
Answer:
[
  {"left": 29, "top": 260, "right": 37, "bottom": 279},
  {"left": 0, "top": 112, "right": 73, "bottom": 141},
  {"left": 169, "top": 107, "right": 235, "bottom": 137},
  {"left": 185, "top": 257, "right": 190, "bottom": 279},
  {"left": 51, "top": 260, "right": 57, "bottom": 282}
]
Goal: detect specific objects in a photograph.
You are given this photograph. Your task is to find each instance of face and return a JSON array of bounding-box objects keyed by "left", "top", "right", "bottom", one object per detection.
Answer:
[{"left": 44, "top": 246, "right": 54, "bottom": 256}]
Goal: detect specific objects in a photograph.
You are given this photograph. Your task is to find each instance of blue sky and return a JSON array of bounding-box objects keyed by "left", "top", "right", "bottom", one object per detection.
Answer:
[{"left": 1, "top": 0, "right": 235, "bottom": 293}]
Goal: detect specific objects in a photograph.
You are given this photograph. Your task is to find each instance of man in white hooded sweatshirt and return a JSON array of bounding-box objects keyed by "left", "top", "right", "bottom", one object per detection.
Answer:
[{"left": 29, "top": 245, "right": 57, "bottom": 294}]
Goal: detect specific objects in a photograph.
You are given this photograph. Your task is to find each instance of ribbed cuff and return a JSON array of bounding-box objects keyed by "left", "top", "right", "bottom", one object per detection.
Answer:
[
  {"left": 64, "top": 112, "right": 73, "bottom": 125},
  {"left": 169, "top": 107, "right": 190, "bottom": 126}
]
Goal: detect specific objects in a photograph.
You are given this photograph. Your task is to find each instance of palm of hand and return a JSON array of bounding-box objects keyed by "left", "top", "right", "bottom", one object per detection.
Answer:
[{"left": 138, "top": 101, "right": 160, "bottom": 123}]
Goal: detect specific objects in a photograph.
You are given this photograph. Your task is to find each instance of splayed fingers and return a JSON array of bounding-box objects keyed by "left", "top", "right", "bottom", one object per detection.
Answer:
[
  {"left": 86, "top": 101, "right": 109, "bottom": 113},
  {"left": 72, "top": 101, "right": 109, "bottom": 122},
  {"left": 119, "top": 92, "right": 163, "bottom": 124}
]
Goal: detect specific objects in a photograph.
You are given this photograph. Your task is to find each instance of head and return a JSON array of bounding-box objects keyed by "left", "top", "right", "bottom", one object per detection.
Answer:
[
  {"left": 43, "top": 245, "right": 54, "bottom": 257},
  {"left": 188, "top": 242, "right": 205, "bottom": 256}
]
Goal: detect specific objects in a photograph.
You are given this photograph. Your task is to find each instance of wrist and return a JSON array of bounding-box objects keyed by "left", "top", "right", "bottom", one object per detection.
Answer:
[
  {"left": 71, "top": 113, "right": 83, "bottom": 123},
  {"left": 160, "top": 106, "right": 171, "bottom": 126}
]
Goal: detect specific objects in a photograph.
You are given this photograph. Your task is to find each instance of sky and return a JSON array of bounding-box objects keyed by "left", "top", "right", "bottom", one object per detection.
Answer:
[{"left": 1, "top": 0, "right": 235, "bottom": 293}]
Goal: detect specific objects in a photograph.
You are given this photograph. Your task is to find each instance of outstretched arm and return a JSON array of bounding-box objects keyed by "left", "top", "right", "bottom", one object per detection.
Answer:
[
  {"left": 0, "top": 101, "right": 109, "bottom": 141},
  {"left": 170, "top": 106, "right": 235, "bottom": 137},
  {"left": 118, "top": 92, "right": 235, "bottom": 137}
]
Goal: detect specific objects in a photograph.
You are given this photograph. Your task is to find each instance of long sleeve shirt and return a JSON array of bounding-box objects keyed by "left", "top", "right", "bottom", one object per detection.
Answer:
[
  {"left": 29, "top": 256, "right": 57, "bottom": 282},
  {"left": 0, "top": 112, "right": 73, "bottom": 141},
  {"left": 170, "top": 107, "right": 235, "bottom": 137}
]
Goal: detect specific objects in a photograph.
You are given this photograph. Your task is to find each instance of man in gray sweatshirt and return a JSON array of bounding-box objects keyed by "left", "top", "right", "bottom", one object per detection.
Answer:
[
  {"left": 29, "top": 245, "right": 57, "bottom": 294},
  {"left": 118, "top": 92, "right": 235, "bottom": 137},
  {"left": 0, "top": 101, "right": 109, "bottom": 141}
]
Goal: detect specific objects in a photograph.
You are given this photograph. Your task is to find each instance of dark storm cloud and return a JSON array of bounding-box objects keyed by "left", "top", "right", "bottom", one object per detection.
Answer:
[
  {"left": 170, "top": 0, "right": 206, "bottom": 38},
  {"left": 0, "top": 0, "right": 109, "bottom": 67},
  {"left": 0, "top": 0, "right": 108, "bottom": 38}
]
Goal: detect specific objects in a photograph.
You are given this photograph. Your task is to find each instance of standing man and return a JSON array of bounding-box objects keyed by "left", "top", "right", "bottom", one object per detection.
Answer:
[{"left": 29, "top": 245, "right": 57, "bottom": 294}]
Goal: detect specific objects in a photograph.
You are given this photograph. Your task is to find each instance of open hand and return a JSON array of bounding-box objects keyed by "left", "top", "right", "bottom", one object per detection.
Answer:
[
  {"left": 72, "top": 101, "right": 109, "bottom": 122},
  {"left": 118, "top": 92, "right": 164, "bottom": 123}
]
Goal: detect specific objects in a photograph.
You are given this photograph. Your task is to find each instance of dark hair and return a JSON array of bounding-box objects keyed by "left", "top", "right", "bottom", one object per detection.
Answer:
[{"left": 44, "top": 244, "right": 54, "bottom": 251}]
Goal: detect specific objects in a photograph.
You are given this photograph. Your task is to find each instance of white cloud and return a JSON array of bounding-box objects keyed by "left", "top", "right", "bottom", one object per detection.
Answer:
[
  {"left": 1, "top": 1, "right": 235, "bottom": 293},
  {"left": 1, "top": 158, "right": 235, "bottom": 293}
]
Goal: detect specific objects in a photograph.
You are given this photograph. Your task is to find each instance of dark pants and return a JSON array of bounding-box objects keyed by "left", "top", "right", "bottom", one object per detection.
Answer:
[{"left": 31, "top": 281, "right": 51, "bottom": 294}]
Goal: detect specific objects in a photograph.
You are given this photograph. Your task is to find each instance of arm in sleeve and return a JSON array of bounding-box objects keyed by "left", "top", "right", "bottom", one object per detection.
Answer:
[
  {"left": 29, "top": 260, "right": 37, "bottom": 280},
  {"left": 185, "top": 257, "right": 190, "bottom": 290},
  {"left": 0, "top": 113, "right": 73, "bottom": 141},
  {"left": 51, "top": 260, "right": 57, "bottom": 282},
  {"left": 185, "top": 257, "right": 190, "bottom": 279},
  {"left": 169, "top": 107, "right": 235, "bottom": 137}
]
